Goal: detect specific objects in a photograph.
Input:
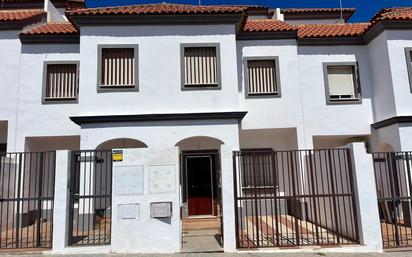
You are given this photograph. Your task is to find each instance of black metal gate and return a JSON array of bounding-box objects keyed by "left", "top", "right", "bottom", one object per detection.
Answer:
[
  {"left": 68, "top": 150, "right": 112, "bottom": 246},
  {"left": 233, "top": 149, "right": 359, "bottom": 248},
  {"left": 373, "top": 152, "right": 412, "bottom": 249},
  {"left": 0, "top": 152, "right": 55, "bottom": 249}
]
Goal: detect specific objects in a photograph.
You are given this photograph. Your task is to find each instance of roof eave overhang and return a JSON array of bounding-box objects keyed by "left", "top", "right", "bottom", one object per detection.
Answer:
[
  {"left": 236, "top": 31, "right": 297, "bottom": 40},
  {"left": 67, "top": 13, "right": 244, "bottom": 27},
  {"left": 19, "top": 34, "right": 80, "bottom": 44},
  {"left": 0, "top": 13, "right": 45, "bottom": 30},
  {"left": 363, "top": 20, "right": 412, "bottom": 43},
  {"left": 372, "top": 116, "right": 412, "bottom": 129},
  {"left": 298, "top": 36, "right": 364, "bottom": 46},
  {"left": 70, "top": 111, "right": 248, "bottom": 126}
]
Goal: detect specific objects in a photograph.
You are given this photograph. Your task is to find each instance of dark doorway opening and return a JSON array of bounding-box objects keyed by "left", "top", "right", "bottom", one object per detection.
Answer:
[
  {"left": 186, "top": 155, "right": 216, "bottom": 216},
  {"left": 181, "top": 151, "right": 223, "bottom": 253}
]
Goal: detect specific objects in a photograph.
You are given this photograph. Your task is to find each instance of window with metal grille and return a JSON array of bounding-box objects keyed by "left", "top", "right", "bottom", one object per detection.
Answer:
[
  {"left": 246, "top": 59, "right": 279, "bottom": 96},
  {"left": 44, "top": 63, "right": 78, "bottom": 102},
  {"left": 100, "top": 48, "right": 136, "bottom": 88},
  {"left": 183, "top": 47, "right": 219, "bottom": 88},
  {"left": 324, "top": 63, "right": 361, "bottom": 103},
  {"left": 240, "top": 150, "right": 276, "bottom": 190}
]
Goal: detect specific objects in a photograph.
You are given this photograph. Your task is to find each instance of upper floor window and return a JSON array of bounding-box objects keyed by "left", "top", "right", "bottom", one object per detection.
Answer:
[
  {"left": 181, "top": 44, "right": 221, "bottom": 89},
  {"left": 43, "top": 61, "right": 79, "bottom": 104},
  {"left": 97, "top": 45, "right": 138, "bottom": 91},
  {"left": 323, "top": 62, "right": 361, "bottom": 104},
  {"left": 405, "top": 48, "right": 412, "bottom": 92},
  {"left": 245, "top": 57, "right": 281, "bottom": 97}
]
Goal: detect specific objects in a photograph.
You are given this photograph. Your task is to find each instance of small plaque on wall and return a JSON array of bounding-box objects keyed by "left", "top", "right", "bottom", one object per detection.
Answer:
[
  {"left": 119, "top": 204, "right": 140, "bottom": 220},
  {"left": 149, "top": 165, "right": 176, "bottom": 194},
  {"left": 115, "top": 165, "right": 144, "bottom": 195}
]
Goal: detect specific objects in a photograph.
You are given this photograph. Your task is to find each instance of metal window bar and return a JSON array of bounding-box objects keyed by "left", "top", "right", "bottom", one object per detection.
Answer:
[
  {"left": 101, "top": 48, "right": 135, "bottom": 87},
  {"left": 0, "top": 152, "right": 55, "bottom": 249},
  {"left": 372, "top": 152, "right": 412, "bottom": 249},
  {"left": 184, "top": 47, "right": 218, "bottom": 87},
  {"left": 68, "top": 150, "right": 112, "bottom": 246},
  {"left": 233, "top": 149, "right": 359, "bottom": 248},
  {"left": 247, "top": 60, "right": 278, "bottom": 95},
  {"left": 45, "top": 64, "right": 78, "bottom": 101}
]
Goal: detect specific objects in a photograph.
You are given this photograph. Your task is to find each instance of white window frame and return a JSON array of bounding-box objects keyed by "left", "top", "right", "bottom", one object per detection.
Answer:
[
  {"left": 244, "top": 56, "right": 281, "bottom": 98},
  {"left": 323, "top": 62, "right": 362, "bottom": 105},
  {"left": 42, "top": 61, "right": 79, "bottom": 104},
  {"left": 180, "top": 43, "right": 221, "bottom": 90},
  {"left": 97, "top": 44, "right": 139, "bottom": 92}
]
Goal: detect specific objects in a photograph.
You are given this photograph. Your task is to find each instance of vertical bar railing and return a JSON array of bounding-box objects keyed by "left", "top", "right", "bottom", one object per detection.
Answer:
[
  {"left": 372, "top": 151, "right": 412, "bottom": 249},
  {"left": 233, "top": 149, "right": 359, "bottom": 249},
  {"left": 0, "top": 152, "right": 55, "bottom": 249},
  {"left": 68, "top": 150, "right": 112, "bottom": 246}
]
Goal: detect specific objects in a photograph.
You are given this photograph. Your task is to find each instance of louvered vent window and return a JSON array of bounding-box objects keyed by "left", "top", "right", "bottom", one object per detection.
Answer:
[
  {"left": 44, "top": 64, "right": 78, "bottom": 102},
  {"left": 326, "top": 65, "right": 359, "bottom": 101},
  {"left": 184, "top": 47, "right": 218, "bottom": 87},
  {"left": 101, "top": 48, "right": 135, "bottom": 87},
  {"left": 247, "top": 60, "right": 279, "bottom": 95}
]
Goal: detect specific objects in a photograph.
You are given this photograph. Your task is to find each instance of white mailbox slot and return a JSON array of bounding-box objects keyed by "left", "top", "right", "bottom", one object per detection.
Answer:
[{"left": 150, "top": 202, "right": 172, "bottom": 218}]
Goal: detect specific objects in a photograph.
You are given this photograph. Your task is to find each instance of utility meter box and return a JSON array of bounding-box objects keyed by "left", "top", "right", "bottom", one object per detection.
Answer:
[{"left": 150, "top": 202, "right": 172, "bottom": 218}]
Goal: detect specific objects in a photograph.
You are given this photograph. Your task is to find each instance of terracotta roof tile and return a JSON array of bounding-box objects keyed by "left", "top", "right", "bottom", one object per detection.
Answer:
[
  {"left": 21, "top": 22, "right": 78, "bottom": 35},
  {"left": 0, "top": 9, "right": 44, "bottom": 22},
  {"left": 243, "top": 19, "right": 297, "bottom": 32},
  {"left": 371, "top": 7, "right": 412, "bottom": 22},
  {"left": 281, "top": 8, "right": 356, "bottom": 14},
  {"left": 297, "top": 23, "right": 370, "bottom": 38},
  {"left": 66, "top": 3, "right": 249, "bottom": 16}
]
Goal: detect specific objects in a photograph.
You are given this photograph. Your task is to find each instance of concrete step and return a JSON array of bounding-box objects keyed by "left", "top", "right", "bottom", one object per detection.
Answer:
[{"left": 182, "top": 217, "right": 221, "bottom": 230}]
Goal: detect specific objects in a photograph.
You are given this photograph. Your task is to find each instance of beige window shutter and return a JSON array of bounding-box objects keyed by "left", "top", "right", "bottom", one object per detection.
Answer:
[{"left": 327, "top": 66, "right": 356, "bottom": 97}]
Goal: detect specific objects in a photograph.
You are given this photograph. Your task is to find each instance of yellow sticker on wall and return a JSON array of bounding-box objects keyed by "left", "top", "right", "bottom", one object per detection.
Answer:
[{"left": 112, "top": 150, "right": 123, "bottom": 162}]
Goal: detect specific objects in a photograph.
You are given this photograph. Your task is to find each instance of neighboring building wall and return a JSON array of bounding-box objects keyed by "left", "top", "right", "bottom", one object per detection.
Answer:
[
  {"left": 0, "top": 30, "right": 23, "bottom": 152},
  {"left": 386, "top": 30, "right": 412, "bottom": 116},
  {"left": 237, "top": 39, "right": 307, "bottom": 148},
  {"left": 298, "top": 45, "right": 374, "bottom": 147},
  {"left": 368, "top": 32, "right": 397, "bottom": 122},
  {"left": 15, "top": 44, "right": 80, "bottom": 151}
]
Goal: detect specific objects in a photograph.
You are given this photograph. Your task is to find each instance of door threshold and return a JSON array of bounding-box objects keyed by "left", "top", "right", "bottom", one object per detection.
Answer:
[{"left": 187, "top": 215, "right": 218, "bottom": 219}]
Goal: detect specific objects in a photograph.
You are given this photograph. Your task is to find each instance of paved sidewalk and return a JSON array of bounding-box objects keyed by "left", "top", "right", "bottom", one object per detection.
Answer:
[{"left": 1, "top": 252, "right": 412, "bottom": 257}]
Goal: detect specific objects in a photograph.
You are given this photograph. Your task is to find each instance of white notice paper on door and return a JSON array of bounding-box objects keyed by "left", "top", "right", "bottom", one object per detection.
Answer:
[{"left": 149, "top": 165, "right": 176, "bottom": 194}]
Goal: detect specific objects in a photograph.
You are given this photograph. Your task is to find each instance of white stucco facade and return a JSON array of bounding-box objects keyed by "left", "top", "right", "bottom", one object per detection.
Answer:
[{"left": 3, "top": 0, "right": 412, "bottom": 254}]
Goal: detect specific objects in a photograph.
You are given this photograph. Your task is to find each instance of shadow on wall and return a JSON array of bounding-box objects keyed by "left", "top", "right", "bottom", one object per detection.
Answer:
[
  {"left": 21, "top": 44, "right": 80, "bottom": 54},
  {"left": 81, "top": 25, "right": 234, "bottom": 38},
  {"left": 96, "top": 138, "right": 148, "bottom": 150}
]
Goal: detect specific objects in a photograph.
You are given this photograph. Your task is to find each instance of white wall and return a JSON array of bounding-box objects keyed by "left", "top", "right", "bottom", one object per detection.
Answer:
[
  {"left": 111, "top": 147, "right": 180, "bottom": 253},
  {"left": 386, "top": 30, "right": 412, "bottom": 116},
  {"left": 0, "top": 31, "right": 22, "bottom": 151},
  {"left": 298, "top": 45, "right": 374, "bottom": 139},
  {"left": 79, "top": 119, "right": 240, "bottom": 252},
  {"left": 368, "top": 32, "right": 397, "bottom": 122},
  {"left": 78, "top": 25, "right": 240, "bottom": 116},
  {"left": 14, "top": 44, "right": 80, "bottom": 151}
]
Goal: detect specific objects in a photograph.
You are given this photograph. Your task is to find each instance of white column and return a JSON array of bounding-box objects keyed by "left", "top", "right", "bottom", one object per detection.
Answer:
[
  {"left": 52, "top": 150, "right": 70, "bottom": 252},
  {"left": 221, "top": 144, "right": 238, "bottom": 252},
  {"left": 349, "top": 143, "right": 383, "bottom": 252}
]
